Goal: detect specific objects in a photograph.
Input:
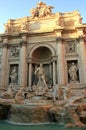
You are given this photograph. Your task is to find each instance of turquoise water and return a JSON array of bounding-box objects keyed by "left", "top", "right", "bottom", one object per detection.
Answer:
[{"left": 0, "top": 121, "right": 86, "bottom": 130}]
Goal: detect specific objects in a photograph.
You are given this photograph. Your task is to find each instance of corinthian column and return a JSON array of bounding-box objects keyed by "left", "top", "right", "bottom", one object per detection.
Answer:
[
  {"left": 20, "top": 34, "right": 27, "bottom": 87},
  {"left": 0, "top": 39, "right": 8, "bottom": 89},
  {"left": 79, "top": 37, "right": 86, "bottom": 83},
  {"left": 29, "top": 62, "right": 32, "bottom": 88},
  {"left": 52, "top": 61, "right": 56, "bottom": 85},
  {"left": 76, "top": 28, "right": 86, "bottom": 83},
  {"left": 56, "top": 37, "right": 65, "bottom": 85},
  {"left": 55, "top": 29, "right": 66, "bottom": 85}
]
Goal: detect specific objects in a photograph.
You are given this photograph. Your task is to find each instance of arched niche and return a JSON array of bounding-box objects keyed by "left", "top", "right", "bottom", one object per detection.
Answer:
[{"left": 28, "top": 43, "right": 57, "bottom": 87}]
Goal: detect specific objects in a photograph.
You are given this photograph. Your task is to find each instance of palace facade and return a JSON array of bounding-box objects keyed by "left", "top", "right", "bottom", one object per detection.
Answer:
[{"left": 0, "top": 2, "right": 86, "bottom": 89}]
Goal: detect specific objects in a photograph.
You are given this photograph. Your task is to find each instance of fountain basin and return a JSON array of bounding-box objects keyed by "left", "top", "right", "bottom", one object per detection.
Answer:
[{"left": 8, "top": 104, "right": 53, "bottom": 124}]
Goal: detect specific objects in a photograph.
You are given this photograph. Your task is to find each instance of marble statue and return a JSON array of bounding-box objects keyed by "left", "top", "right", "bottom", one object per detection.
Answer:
[
  {"left": 34, "top": 64, "right": 48, "bottom": 96},
  {"left": 4, "top": 23, "right": 9, "bottom": 33},
  {"left": 21, "top": 21, "right": 27, "bottom": 31},
  {"left": 68, "top": 62, "right": 78, "bottom": 82},
  {"left": 14, "top": 87, "right": 25, "bottom": 104},
  {"left": 9, "top": 66, "right": 18, "bottom": 85},
  {"left": 52, "top": 84, "right": 59, "bottom": 101},
  {"left": 1, "top": 85, "right": 16, "bottom": 99},
  {"left": 34, "top": 64, "right": 47, "bottom": 87},
  {"left": 30, "top": 1, "right": 54, "bottom": 18}
]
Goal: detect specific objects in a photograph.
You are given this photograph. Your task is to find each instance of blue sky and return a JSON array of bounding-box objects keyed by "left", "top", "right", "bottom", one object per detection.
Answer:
[{"left": 0, "top": 0, "right": 86, "bottom": 32}]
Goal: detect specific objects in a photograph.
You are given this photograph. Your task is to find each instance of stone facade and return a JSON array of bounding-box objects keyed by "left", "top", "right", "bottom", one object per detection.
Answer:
[{"left": 0, "top": 2, "right": 86, "bottom": 89}]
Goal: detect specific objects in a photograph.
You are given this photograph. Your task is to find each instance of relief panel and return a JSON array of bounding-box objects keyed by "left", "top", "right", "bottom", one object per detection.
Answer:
[
  {"left": 10, "top": 46, "right": 20, "bottom": 58},
  {"left": 65, "top": 41, "right": 76, "bottom": 53}
]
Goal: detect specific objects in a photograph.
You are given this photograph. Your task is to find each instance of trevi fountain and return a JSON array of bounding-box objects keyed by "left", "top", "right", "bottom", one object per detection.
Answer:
[{"left": 0, "top": 1, "right": 86, "bottom": 130}]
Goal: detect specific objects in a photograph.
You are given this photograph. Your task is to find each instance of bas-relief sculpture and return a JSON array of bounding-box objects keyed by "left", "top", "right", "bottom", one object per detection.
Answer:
[
  {"left": 10, "top": 46, "right": 19, "bottom": 58},
  {"left": 21, "top": 21, "right": 28, "bottom": 32},
  {"left": 0, "top": 1, "right": 86, "bottom": 128},
  {"left": 66, "top": 41, "right": 76, "bottom": 53}
]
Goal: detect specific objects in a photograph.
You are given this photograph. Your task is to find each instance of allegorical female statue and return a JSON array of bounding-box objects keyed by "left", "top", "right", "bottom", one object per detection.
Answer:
[
  {"left": 68, "top": 62, "right": 78, "bottom": 82},
  {"left": 9, "top": 66, "right": 18, "bottom": 85}
]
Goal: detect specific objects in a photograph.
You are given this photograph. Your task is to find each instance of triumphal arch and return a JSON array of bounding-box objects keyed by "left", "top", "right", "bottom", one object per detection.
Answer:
[{"left": 0, "top": 1, "right": 86, "bottom": 90}]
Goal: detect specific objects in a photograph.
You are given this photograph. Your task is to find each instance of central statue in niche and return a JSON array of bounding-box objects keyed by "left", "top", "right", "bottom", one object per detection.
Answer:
[
  {"left": 34, "top": 64, "right": 47, "bottom": 87},
  {"left": 33, "top": 63, "right": 48, "bottom": 96}
]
